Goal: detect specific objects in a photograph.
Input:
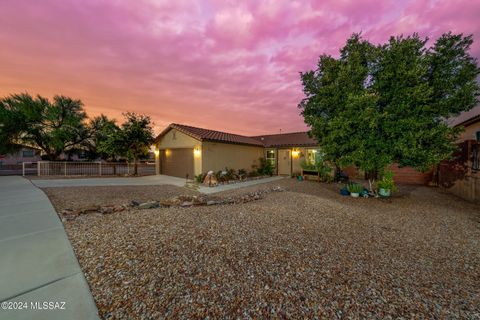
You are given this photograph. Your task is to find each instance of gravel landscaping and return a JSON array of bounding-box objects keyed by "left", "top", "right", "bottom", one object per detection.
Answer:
[{"left": 44, "top": 180, "right": 480, "bottom": 319}]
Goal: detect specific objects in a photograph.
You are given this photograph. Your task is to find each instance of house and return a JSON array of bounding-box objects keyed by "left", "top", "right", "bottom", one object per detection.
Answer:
[
  {"left": 250, "top": 132, "right": 319, "bottom": 175},
  {"left": 154, "top": 123, "right": 320, "bottom": 178},
  {"left": 154, "top": 123, "right": 435, "bottom": 184},
  {"left": 449, "top": 105, "right": 480, "bottom": 142},
  {"left": 0, "top": 145, "right": 42, "bottom": 166},
  {"left": 439, "top": 106, "right": 480, "bottom": 202}
]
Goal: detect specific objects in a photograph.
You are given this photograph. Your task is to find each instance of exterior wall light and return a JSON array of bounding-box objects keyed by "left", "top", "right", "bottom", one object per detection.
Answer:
[
  {"left": 165, "top": 149, "right": 171, "bottom": 157},
  {"left": 153, "top": 148, "right": 159, "bottom": 156},
  {"left": 292, "top": 149, "right": 300, "bottom": 158},
  {"left": 194, "top": 147, "right": 201, "bottom": 157}
]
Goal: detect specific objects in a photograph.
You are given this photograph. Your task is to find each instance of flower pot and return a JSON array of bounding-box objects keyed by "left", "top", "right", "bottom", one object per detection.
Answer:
[
  {"left": 379, "top": 188, "right": 391, "bottom": 197},
  {"left": 350, "top": 192, "right": 360, "bottom": 198}
]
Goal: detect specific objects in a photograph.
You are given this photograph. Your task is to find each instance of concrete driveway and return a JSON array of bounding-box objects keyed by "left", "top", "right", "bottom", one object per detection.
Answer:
[
  {"left": 30, "top": 175, "right": 285, "bottom": 194},
  {"left": 0, "top": 176, "right": 99, "bottom": 320},
  {"left": 31, "top": 175, "right": 187, "bottom": 188}
]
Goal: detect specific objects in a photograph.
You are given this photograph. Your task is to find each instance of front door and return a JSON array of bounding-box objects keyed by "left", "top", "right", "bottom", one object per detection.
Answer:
[{"left": 277, "top": 149, "right": 291, "bottom": 175}]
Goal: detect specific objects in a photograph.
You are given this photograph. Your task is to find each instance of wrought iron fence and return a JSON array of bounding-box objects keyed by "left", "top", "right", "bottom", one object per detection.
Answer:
[{"left": 20, "top": 161, "right": 155, "bottom": 177}]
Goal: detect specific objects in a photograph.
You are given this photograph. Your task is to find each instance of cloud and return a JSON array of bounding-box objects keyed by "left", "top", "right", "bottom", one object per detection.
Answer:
[{"left": 0, "top": 0, "right": 478, "bottom": 135}]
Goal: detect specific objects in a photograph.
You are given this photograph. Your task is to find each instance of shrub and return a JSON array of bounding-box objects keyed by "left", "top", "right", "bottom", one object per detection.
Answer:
[
  {"left": 347, "top": 183, "right": 363, "bottom": 193},
  {"left": 238, "top": 168, "right": 247, "bottom": 179},
  {"left": 301, "top": 154, "right": 332, "bottom": 182},
  {"left": 377, "top": 170, "right": 397, "bottom": 192},
  {"left": 195, "top": 173, "right": 205, "bottom": 184},
  {"left": 224, "top": 167, "right": 237, "bottom": 180},
  {"left": 257, "top": 157, "right": 274, "bottom": 176}
]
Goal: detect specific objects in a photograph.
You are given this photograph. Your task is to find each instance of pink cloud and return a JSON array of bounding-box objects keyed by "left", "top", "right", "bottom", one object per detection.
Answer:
[{"left": 0, "top": 0, "right": 478, "bottom": 136}]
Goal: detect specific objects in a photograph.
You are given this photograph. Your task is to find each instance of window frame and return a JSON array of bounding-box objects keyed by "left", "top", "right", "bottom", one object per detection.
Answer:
[
  {"left": 22, "top": 149, "right": 35, "bottom": 158},
  {"left": 265, "top": 149, "right": 276, "bottom": 168}
]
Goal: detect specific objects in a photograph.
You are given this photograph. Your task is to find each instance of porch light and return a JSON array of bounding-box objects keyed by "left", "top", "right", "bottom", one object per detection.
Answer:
[
  {"left": 153, "top": 147, "right": 159, "bottom": 156},
  {"left": 292, "top": 149, "right": 300, "bottom": 158},
  {"left": 165, "top": 149, "right": 171, "bottom": 157},
  {"left": 194, "top": 147, "right": 201, "bottom": 157}
]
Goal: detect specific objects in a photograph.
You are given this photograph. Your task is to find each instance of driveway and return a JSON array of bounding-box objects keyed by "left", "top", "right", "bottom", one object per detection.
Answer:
[
  {"left": 31, "top": 175, "right": 187, "bottom": 188},
  {"left": 31, "top": 175, "right": 285, "bottom": 194},
  {"left": 0, "top": 176, "right": 99, "bottom": 320}
]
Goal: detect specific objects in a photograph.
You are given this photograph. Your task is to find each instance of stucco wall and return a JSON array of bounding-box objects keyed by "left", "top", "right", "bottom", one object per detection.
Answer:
[
  {"left": 201, "top": 142, "right": 263, "bottom": 173},
  {"left": 156, "top": 128, "right": 202, "bottom": 176},
  {"left": 157, "top": 128, "right": 200, "bottom": 149},
  {"left": 458, "top": 121, "right": 480, "bottom": 142},
  {"left": 273, "top": 147, "right": 315, "bottom": 175}
]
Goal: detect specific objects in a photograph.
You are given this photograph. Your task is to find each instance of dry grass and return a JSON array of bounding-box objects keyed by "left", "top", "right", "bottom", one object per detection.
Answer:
[{"left": 44, "top": 179, "right": 480, "bottom": 319}]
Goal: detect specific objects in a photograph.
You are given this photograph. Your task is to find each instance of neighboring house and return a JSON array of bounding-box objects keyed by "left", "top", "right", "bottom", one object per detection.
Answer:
[
  {"left": 0, "top": 146, "right": 42, "bottom": 166},
  {"left": 439, "top": 106, "right": 480, "bottom": 202},
  {"left": 449, "top": 105, "right": 480, "bottom": 142}
]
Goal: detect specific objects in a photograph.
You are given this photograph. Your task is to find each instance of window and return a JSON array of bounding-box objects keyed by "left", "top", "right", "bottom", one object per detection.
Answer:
[
  {"left": 266, "top": 149, "right": 276, "bottom": 168},
  {"left": 306, "top": 149, "right": 321, "bottom": 165},
  {"left": 22, "top": 149, "right": 34, "bottom": 158},
  {"left": 472, "top": 143, "right": 479, "bottom": 171},
  {"left": 476, "top": 130, "right": 480, "bottom": 142}
]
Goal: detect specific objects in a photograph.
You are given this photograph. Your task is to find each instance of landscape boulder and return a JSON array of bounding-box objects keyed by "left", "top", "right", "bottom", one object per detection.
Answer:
[{"left": 138, "top": 201, "right": 160, "bottom": 209}]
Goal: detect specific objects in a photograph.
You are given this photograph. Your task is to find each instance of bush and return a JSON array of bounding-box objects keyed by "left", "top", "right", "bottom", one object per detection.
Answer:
[
  {"left": 301, "top": 154, "right": 332, "bottom": 182},
  {"left": 195, "top": 173, "right": 205, "bottom": 183},
  {"left": 377, "top": 170, "right": 397, "bottom": 192},
  {"left": 347, "top": 183, "right": 363, "bottom": 193},
  {"left": 238, "top": 168, "right": 247, "bottom": 179},
  {"left": 257, "top": 157, "right": 274, "bottom": 176}
]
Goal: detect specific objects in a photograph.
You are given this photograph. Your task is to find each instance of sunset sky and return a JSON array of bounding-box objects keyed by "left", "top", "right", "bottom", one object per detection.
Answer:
[{"left": 1, "top": 0, "right": 479, "bottom": 136}]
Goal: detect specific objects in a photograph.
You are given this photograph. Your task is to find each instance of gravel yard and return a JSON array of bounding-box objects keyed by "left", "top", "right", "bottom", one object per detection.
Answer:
[{"left": 44, "top": 180, "right": 480, "bottom": 319}]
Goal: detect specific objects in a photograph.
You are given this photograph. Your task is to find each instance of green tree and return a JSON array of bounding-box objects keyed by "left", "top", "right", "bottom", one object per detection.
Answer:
[
  {"left": 113, "top": 112, "right": 155, "bottom": 175},
  {"left": 299, "top": 33, "right": 480, "bottom": 178},
  {"left": 84, "top": 114, "right": 120, "bottom": 160},
  {"left": 0, "top": 93, "right": 90, "bottom": 160}
]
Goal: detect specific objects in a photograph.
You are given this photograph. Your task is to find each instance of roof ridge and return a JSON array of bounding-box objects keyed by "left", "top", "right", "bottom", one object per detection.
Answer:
[
  {"left": 171, "top": 123, "right": 254, "bottom": 138},
  {"left": 250, "top": 131, "right": 310, "bottom": 137}
]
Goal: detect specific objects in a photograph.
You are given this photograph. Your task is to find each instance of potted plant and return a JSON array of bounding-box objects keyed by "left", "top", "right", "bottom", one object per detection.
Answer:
[
  {"left": 347, "top": 183, "right": 363, "bottom": 198},
  {"left": 377, "top": 171, "right": 397, "bottom": 197}
]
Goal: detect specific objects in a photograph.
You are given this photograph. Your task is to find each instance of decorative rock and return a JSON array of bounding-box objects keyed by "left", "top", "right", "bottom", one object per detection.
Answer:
[
  {"left": 138, "top": 201, "right": 160, "bottom": 210},
  {"left": 130, "top": 200, "right": 140, "bottom": 207},
  {"left": 101, "top": 206, "right": 114, "bottom": 214},
  {"left": 181, "top": 201, "right": 193, "bottom": 207},
  {"left": 203, "top": 171, "right": 218, "bottom": 187}
]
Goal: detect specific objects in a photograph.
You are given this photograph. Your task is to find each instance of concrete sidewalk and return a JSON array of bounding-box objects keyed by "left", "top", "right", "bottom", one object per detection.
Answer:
[
  {"left": 198, "top": 176, "right": 285, "bottom": 194},
  {"left": 0, "top": 176, "right": 99, "bottom": 320}
]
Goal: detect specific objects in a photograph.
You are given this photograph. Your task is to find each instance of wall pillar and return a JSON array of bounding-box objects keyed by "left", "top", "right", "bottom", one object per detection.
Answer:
[{"left": 154, "top": 146, "right": 160, "bottom": 175}]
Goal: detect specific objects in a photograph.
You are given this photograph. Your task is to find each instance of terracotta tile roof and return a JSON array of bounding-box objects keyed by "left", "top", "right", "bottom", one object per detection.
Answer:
[
  {"left": 447, "top": 105, "right": 480, "bottom": 127},
  {"left": 156, "top": 123, "right": 319, "bottom": 148},
  {"left": 157, "top": 123, "right": 265, "bottom": 147},
  {"left": 250, "top": 132, "right": 318, "bottom": 148}
]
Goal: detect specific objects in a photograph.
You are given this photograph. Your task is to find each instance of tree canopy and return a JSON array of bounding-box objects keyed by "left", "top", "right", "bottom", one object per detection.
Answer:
[
  {"left": 299, "top": 32, "right": 480, "bottom": 176},
  {"left": 97, "top": 112, "right": 155, "bottom": 174},
  {"left": 0, "top": 93, "right": 91, "bottom": 160}
]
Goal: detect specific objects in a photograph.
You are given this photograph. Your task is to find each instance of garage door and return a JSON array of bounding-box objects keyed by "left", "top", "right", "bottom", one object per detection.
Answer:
[{"left": 160, "top": 148, "right": 194, "bottom": 179}]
